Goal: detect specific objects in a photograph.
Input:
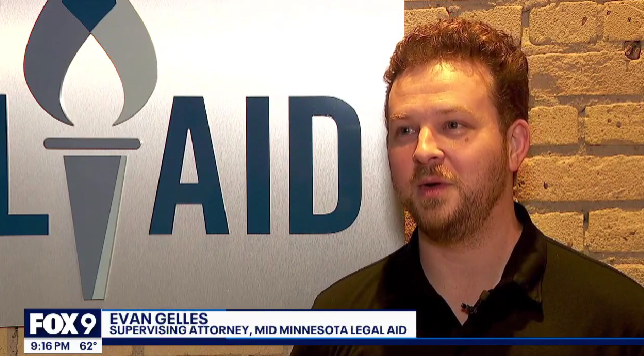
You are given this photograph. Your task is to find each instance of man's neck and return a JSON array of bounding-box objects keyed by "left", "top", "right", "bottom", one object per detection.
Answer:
[{"left": 417, "top": 198, "right": 523, "bottom": 324}]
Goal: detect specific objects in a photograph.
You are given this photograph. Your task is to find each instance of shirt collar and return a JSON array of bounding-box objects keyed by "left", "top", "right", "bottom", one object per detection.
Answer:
[
  {"left": 497, "top": 202, "right": 547, "bottom": 304},
  {"left": 381, "top": 202, "right": 547, "bottom": 308}
]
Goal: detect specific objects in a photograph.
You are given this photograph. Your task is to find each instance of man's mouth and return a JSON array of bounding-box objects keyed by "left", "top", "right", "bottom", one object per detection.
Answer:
[
  {"left": 420, "top": 182, "right": 444, "bottom": 188},
  {"left": 416, "top": 177, "right": 450, "bottom": 187},
  {"left": 415, "top": 177, "right": 451, "bottom": 197}
]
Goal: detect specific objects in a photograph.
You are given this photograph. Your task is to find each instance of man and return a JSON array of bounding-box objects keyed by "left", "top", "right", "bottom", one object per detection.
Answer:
[{"left": 291, "top": 18, "right": 644, "bottom": 356}]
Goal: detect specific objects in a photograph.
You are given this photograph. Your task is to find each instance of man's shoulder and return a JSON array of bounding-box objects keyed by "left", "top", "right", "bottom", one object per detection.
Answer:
[
  {"left": 545, "top": 237, "right": 644, "bottom": 293},
  {"left": 543, "top": 236, "right": 644, "bottom": 324},
  {"left": 312, "top": 246, "right": 406, "bottom": 310}
]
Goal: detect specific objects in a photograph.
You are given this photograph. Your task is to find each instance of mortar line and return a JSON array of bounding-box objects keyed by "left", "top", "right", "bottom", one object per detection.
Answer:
[{"left": 8, "top": 327, "right": 17, "bottom": 356}]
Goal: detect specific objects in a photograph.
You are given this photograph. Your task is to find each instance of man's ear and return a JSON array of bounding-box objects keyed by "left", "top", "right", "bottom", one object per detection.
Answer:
[{"left": 507, "top": 119, "right": 530, "bottom": 175}]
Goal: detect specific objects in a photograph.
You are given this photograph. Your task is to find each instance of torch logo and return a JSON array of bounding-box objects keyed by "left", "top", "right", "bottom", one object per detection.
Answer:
[{"left": 23, "top": 0, "right": 157, "bottom": 300}]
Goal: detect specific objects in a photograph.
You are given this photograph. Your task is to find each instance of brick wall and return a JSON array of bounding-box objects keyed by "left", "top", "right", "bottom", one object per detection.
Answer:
[
  {"left": 3, "top": 1, "right": 642, "bottom": 356},
  {"left": 404, "top": 0, "right": 644, "bottom": 288}
]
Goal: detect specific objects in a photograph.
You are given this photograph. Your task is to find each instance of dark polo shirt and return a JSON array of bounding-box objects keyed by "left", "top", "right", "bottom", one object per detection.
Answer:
[{"left": 291, "top": 203, "right": 644, "bottom": 356}]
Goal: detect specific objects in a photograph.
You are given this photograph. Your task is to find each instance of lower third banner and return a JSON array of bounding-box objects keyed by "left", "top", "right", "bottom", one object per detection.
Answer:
[{"left": 23, "top": 309, "right": 644, "bottom": 351}]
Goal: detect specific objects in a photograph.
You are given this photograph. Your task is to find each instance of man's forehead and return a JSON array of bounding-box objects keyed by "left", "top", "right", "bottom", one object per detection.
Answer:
[
  {"left": 387, "top": 60, "right": 496, "bottom": 119},
  {"left": 394, "top": 60, "right": 494, "bottom": 91}
]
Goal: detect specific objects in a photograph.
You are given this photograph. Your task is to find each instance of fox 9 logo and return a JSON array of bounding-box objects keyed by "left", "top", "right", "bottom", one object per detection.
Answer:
[{"left": 25, "top": 309, "right": 102, "bottom": 338}]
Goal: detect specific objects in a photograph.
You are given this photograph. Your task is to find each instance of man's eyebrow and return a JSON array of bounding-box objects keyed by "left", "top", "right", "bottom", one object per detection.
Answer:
[
  {"left": 389, "top": 113, "right": 409, "bottom": 121},
  {"left": 389, "top": 107, "right": 478, "bottom": 122}
]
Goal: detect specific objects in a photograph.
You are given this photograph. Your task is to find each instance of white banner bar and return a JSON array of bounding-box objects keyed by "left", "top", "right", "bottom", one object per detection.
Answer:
[
  {"left": 102, "top": 310, "right": 416, "bottom": 339},
  {"left": 23, "top": 338, "right": 102, "bottom": 354}
]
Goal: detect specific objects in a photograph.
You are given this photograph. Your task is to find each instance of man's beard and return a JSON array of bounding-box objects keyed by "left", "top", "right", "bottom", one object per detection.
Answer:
[{"left": 395, "top": 150, "right": 508, "bottom": 246}]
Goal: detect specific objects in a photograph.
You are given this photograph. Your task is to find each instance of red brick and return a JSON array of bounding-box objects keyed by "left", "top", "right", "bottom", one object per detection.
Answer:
[
  {"left": 521, "top": 27, "right": 625, "bottom": 56},
  {"left": 529, "top": 106, "right": 579, "bottom": 145},
  {"left": 585, "top": 103, "right": 644, "bottom": 144},
  {"left": 528, "top": 52, "right": 644, "bottom": 98},
  {"left": 587, "top": 209, "right": 644, "bottom": 252},
  {"left": 517, "top": 156, "right": 644, "bottom": 201},
  {"left": 458, "top": 6, "right": 523, "bottom": 44},
  {"left": 529, "top": 2, "right": 599, "bottom": 44},
  {"left": 405, "top": 8, "right": 449, "bottom": 34},
  {"left": 0, "top": 328, "right": 7, "bottom": 356},
  {"left": 603, "top": 1, "right": 644, "bottom": 41},
  {"left": 531, "top": 212, "right": 584, "bottom": 251}
]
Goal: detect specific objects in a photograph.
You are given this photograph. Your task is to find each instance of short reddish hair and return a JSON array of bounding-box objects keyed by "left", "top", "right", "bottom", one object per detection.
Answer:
[{"left": 384, "top": 18, "right": 529, "bottom": 133}]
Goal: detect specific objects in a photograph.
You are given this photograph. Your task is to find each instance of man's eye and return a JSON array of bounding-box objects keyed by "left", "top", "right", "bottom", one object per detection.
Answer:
[
  {"left": 445, "top": 121, "right": 462, "bottom": 130},
  {"left": 398, "top": 127, "right": 415, "bottom": 135}
]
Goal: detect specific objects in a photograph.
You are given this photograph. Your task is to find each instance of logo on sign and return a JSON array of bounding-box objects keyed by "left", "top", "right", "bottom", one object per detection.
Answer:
[
  {"left": 24, "top": 0, "right": 157, "bottom": 126},
  {"left": 1, "top": 1, "right": 363, "bottom": 302},
  {"left": 23, "top": 0, "right": 157, "bottom": 301}
]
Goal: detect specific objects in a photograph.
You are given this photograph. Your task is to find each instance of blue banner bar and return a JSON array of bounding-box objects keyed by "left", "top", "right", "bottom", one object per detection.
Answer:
[{"left": 102, "top": 338, "right": 644, "bottom": 346}]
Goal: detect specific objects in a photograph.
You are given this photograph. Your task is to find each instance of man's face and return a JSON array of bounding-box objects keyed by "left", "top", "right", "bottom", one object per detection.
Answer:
[{"left": 387, "top": 61, "right": 510, "bottom": 245}]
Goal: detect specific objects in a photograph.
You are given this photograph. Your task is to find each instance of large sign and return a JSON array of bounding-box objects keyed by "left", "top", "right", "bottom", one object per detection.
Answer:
[{"left": 0, "top": 0, "right": 404, "bottom": 326}]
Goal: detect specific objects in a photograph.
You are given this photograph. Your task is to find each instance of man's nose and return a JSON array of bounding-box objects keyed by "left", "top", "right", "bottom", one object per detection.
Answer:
[{"left": 413, "top": 127, "right": 445, "bottom": 165}]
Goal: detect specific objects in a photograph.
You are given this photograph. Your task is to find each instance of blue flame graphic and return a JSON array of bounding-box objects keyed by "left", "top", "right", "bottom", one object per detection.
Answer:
[{"left": 24, "top": 0, "right": 157, "bottom": 126}]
